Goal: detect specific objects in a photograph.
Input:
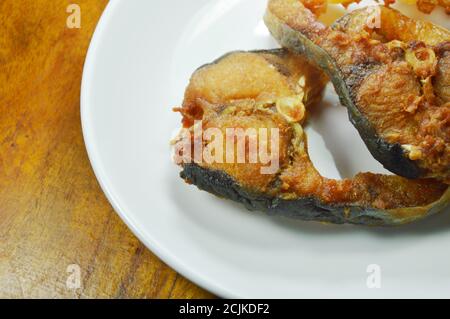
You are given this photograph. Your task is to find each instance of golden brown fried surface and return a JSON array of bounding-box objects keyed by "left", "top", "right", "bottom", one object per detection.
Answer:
[
  {"left": 329, "top": 0, "right": 450, "bottom": 14},
  {"left": 176, "top": 50, "right": 448, "bottom": 210},
  {"left": 179, "top": 50, "right": 326, "bottom": 128},
  {"left": 335, "top": 5, "right": 450, "bottom": 45},
  {"left": 267, "top": 0, "right": 450, "bottom": 182}
]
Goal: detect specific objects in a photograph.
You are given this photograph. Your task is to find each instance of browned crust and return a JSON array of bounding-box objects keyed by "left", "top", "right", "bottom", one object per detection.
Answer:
[{"left": 266, "top": 0, "right": 450, "bottom": 182}]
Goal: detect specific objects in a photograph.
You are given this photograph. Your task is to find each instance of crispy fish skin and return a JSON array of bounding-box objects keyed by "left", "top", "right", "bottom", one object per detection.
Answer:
[
  {"left": 181, "top": 164, "right": 450, "bottom": 226},
  {"left": 265, "top": 0, "right": 450, "bottom": 182},
  {"left": 175, "top": 50, "right": 449, "bottom": 226},
  {"left": 333, "top": 5, "right": 450, "bottom": 45},
  {"left": 329, "top": 0, "right": 450, "bottom": 15},
  {"left": 179, "top": 49, "right": 326, "bottom": 128}
]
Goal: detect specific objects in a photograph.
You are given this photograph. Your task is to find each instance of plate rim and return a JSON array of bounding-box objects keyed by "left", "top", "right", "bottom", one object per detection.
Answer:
[
  {"left": 80, "top": 0, "right": 235, "bottom": 298},
  {"left": 80, "top": 0, "right": 450, "bottom": 299}
]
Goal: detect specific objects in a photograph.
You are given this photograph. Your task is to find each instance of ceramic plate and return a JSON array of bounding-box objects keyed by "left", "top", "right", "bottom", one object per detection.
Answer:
[{"left": 81, "top": 0, "right": 450, "bottom": 298}]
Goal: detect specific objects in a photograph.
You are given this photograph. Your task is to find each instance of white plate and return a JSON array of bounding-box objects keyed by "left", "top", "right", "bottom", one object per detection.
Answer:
[{"left": 81, "top": 0, "right": 450, "bottom": 298}]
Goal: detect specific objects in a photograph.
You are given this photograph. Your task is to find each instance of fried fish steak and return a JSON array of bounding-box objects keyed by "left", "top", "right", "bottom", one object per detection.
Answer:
[
  {"left": 174, "top": 49, "right": 449, "bottom": 225},
  {"left": 265, "top": 0, "right": 450, "bottom": 182}
]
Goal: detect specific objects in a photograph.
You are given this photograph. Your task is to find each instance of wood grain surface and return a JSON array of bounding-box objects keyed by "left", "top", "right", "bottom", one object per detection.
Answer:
[{"left": 0, "top": 0, "right": 214, "bottom": 299}]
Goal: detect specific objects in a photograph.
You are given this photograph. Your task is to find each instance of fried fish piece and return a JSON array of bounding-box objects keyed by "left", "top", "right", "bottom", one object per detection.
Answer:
[
  {"left": 174, "top": 50, "right": 449, "bottom": 225},
  {"left": 265, "top": 0, "right": 450, "bottom": 182}
]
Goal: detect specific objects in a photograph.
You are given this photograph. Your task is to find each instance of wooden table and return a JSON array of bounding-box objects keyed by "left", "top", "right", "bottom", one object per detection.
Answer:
[{"left": 0, "top": 0, "right": 213, "bottom": 298}]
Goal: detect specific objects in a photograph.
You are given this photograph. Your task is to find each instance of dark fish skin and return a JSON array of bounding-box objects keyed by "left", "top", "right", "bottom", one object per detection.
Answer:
[{"left": 181, "top": 164, "right": 450, "bottom": 226}]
